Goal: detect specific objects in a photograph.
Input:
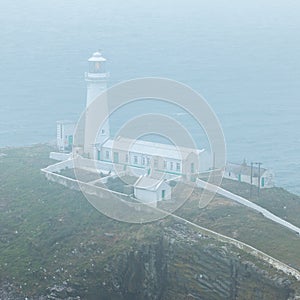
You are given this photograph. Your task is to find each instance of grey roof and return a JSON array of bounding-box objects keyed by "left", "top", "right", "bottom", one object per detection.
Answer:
[
  {"left": 226, "top": 162, "right": 267, "bottom": 177},
  {"left": 134, "top": 176, "right": 167, "bottom": 191},
  {"left": 101, "top": 137, "right": 204, "bottom": 161}
]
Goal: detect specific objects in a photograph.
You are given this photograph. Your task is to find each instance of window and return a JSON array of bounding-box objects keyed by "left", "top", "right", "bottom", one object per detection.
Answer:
[
  {"left": 134, "top": 156, "right": 138, "bottom": 164},
  {"left": 101, "top": 129, "right": 105, "bottom": 134},
  {"left": 146, "top": 157, "right": 150, "bottom": 166},
  {"left": 142, "top": 157, "right": 145, "bottom": 165},
  {"left": 163, "top": 160, "right": 167, "bottom": 169},
  {"left": 105, "top": 150, "right": 110, "bottom": 159},
  {"left": 176, "top": 162, "right": 180, "bottom": 172},
  {"left": 60, "top": 125, "right": 63, "bottom": 139},
  {"left": 170, "top": 162, "right": 173, "bottom": 170},
  {"left": 125, "top": 154, "right": 129, "bottom": 163}
]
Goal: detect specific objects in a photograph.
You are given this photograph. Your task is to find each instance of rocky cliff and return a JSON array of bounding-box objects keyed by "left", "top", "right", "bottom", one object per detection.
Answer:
[
  {"left": 2, "top": 221, "right": 299, "bottom": 299},
  {"left": 90, "top": 222, "right": 299, "bottom": 300},
  {"left": 32, "top": 222, "right": 298, "bottom": 300}
]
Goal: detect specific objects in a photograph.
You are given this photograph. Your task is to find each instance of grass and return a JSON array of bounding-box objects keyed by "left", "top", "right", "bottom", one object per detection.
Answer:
[
  {"left": 0, "top": 145, "right": 147, "bottom": 296},
  {"left": 176, "top": 185, "right": 300, "bottom": 271},
  {"left": 221, "top": 178, "right": 300, "bottom": 227},
  {"left": 1, "top": 144, "right": 300, "bottom": 297}
]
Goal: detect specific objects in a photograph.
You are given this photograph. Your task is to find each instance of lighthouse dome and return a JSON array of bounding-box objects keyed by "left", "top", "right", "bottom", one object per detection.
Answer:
[{"left": 88, "top": 51, "right": 106, "bottom": 62}]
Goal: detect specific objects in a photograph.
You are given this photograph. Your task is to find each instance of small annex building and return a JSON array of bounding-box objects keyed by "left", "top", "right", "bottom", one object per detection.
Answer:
[
  {"left": 224, "top": 161, "right": 274, "bottom": 188},
  {"left": 133, "top": 175, "right": 171, "bottom": 206}
]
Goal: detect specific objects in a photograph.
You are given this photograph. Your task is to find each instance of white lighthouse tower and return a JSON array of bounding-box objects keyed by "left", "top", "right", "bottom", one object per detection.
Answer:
[
  {"left": 85, "top": 51, "right": 108, "bottom": 107},
  {"left": 84, "top": 51, "right": 110, "bottom": 157}
]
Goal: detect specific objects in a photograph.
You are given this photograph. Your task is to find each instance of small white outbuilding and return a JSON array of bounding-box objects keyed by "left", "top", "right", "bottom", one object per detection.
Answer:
[
  {"left": 224, "top": 161, "right": 274, "bottom": 188},
  {"left": 56, "top": 120, "right": 75, "bottom": 152},
  {"left": 133, "top": 175, "right": 171, "bottom": 206}
]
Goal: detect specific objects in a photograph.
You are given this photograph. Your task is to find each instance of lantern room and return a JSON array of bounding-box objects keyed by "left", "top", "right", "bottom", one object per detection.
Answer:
[{"left": 88, "top": 51, "right": 106, "bottom": 74}]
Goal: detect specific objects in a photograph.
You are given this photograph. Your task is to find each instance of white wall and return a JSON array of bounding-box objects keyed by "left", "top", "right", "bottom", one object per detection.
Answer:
[
  {"left": 86, "top": 80, "right": 107, "bottom": 107},
  {"left": 134, "top": 182, "right": 171, "bottom": 206},
  {"left": 134, "top": 189, "right": 158, "bottom": 205},
  {"left": 50, "top": 152, "right": 72, "bottom": 161},
  {"left": 100, "top": 147, "right": 183, "bottom": 173},
  {"left": 223, "top": 170, "right": 274, "bottom": 189},
  {"left": 42, "top": 159, "right": 74, "bottom": 173}
]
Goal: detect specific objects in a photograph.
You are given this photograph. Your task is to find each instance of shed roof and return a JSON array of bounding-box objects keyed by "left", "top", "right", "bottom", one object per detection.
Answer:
[{"left": 134, "top": 176, "right": 167, "bottom": 191}]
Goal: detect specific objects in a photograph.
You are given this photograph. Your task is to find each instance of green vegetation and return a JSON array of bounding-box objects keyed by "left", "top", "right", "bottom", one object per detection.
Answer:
[
  {"left": 105, "top": 175, "right": 137, "bottom": 194},
  {"left": 0, "top": 145, "right": 154, "bottom": 297},
  {"left": 222, "top": 178, "right": 300, "bottom": 228},
  {"left": 0, "top": 144, "right": 300, "bottom": 298},
  {"left": 177, "top": 180, "right": 300, "bottom": 270},
  {"left": 58, "top": 168, "right": 102, "bottom": 182}
]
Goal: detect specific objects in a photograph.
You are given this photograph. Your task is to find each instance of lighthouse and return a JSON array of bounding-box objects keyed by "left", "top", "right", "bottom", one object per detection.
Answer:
[
  {"left": 84, "top": 51, "right": 110, "bottom": 157},
  {"left": 85, "top": 51, "right": 108, "bottom": 107}
]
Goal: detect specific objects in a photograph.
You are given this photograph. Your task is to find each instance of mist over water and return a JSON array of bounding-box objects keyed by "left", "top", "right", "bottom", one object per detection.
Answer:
[{"left": 0, "top": 0, "right": 299, "bottom": 194}]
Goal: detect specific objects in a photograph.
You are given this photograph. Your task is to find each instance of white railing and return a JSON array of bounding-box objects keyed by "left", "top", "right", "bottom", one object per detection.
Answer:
[{"left": 85, "top": 72, "right": 108, "bottom": 80}]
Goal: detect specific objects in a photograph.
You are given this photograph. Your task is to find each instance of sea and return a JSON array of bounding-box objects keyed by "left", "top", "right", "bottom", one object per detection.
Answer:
[{"left": 0, "top": 0, "right": 299, "bottom": 195}]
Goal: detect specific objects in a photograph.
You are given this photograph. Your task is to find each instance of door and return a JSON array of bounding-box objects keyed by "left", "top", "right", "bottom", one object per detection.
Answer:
[
  {"left": 113, "top": 152, "right": 119, "bottom": 163},
  {"left": 161, "top": 190, "right": 165, "bottom": 200},
  {"left": 68, "top": 135, "right": 73, "bottom": 147}
]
